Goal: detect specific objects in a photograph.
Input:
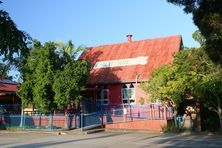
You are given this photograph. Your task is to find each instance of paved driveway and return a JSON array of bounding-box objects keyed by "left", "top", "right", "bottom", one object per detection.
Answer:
[{"left": 0, "top": 131, "right": 222, "bottom": 148}]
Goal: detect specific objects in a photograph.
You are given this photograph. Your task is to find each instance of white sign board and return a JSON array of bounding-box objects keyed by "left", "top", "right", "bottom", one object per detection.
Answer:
[{"left": 93, "top": 56, "right": 148, "bottom": 69}]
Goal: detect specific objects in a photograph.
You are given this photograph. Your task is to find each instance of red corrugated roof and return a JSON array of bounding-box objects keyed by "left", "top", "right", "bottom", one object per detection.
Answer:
[
  {"left": 0, "top": 82, "right": 18, "bottom": 92},
  {"left": 81, "top": 35, "right": 182, "bottom": 84}
]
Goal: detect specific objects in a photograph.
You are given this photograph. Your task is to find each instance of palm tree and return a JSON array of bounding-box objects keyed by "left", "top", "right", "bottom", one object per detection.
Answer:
[{"left": 55, "top": 40, "right": 86, "bottom": 59}]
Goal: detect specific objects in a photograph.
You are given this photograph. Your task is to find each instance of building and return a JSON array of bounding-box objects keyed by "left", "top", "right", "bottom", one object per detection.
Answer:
[
  {"left": 80, "top": 35, "right": 182, "bottom": 112},
  {"left": 0, "top": 79, "right": 20, "bottom": 113}
]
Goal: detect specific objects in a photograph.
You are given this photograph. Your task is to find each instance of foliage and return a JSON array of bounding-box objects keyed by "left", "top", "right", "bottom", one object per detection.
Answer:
[
  {"left": 161, "top": 121, "right": 186, "bottom": 133},
  {"left": 55, "top": 40, "right": 86, "bottom": 59},
  {"left": 141, "top": 48, "right": 217, "bottom": 107},
  {"left": 18, "top": 42, "right": 60, "bottom": 112},
  {"left": 167, "top": 0, "right": 222, "bottom": 63},
  {"left": 17, "top": 41, "right": 89, "bottom": 113},
  {"left": 0, "top": 2, "right": 31, "bottom": 65},
  {"left": 53, "top": 60, "right": 89, "bottom": 110},
  {"left": 192, "top": 30, "right": 206, "bottom": 47},
  {"left": 205, "top": 110, "right": 220, "bottom": 132},
  {"left": 0, "top": 62, "right": 12, "bottom": 79},
  {"left": 142, "top": 47, "right": 222, "bottom": 128},
  {"left": 139, "top": 97, "right": 145, "bottom": 105}
]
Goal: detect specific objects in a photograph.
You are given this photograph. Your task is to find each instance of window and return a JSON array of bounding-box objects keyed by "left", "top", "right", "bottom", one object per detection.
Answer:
[
  {"left": 122, "top": 84, "right": 135, "bottom": 105},
  {"left": 122, "top": 84, "right": 128, "bottom": 104},
  {"left": 96, "top": 85, "right": 109, "bottom": 105}
]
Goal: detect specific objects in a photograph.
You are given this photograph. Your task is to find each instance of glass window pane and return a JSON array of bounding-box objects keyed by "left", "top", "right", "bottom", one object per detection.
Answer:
[
  {"left": 123, "top": 89, "right": 128, "bottom": 99},
  {"left": 130, "top": 88, "right": 135, "bottom": 98},
  {"left": 130, "top": 99, "right": 135, "bottom": 104},
  {"left": 103, "top": 100, "right": 108, "bottom": 105},
  {"left": 96, "top": 101, "right": 102, "bottom": 106},
  {"left": 123, "top": 100, "right": 128, "bottom": 104},
  {"left": 103, "top": 89, "right": 108, "bottom": 99}
]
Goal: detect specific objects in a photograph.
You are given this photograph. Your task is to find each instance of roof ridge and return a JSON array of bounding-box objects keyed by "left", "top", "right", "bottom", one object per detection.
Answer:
[{"left": 87, "top": 34, "right": 182, "bottom": 49}]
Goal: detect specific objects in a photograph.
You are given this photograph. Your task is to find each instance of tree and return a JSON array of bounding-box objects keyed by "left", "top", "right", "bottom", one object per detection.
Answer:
[
  {"left": 192, "top": 30, "right": 206, "bottom": 47},
  {"left": 0, "top": 1, "right": 31, "bottom": 64},
  {"left": 17, "top": 41, "right": 89, "bottom": 113},
  {"left": 142, "top": 48, "right": 222, "bottom": 129},
  {"left": 196, "top": 66, "right": 222, "bottom": 129},
  {"left": 53, "top": 61, "right": 89, "bottom": 110},
  {"left": 53, "top": 40, "right": 89, "bottom": 110},
  {"left": 55, "top": 40, "right": 85, "bottom": 59},
  {"left": 18, "top": 41, "right": 60, "bottom": 113},
  {"left": 167, "top": 0, "right": 222, "bottom": 63},
  {"left": 0, "top": 1, "right": 31, "bottom": 82},
  {"left": 0, "top": 62, "right": 12, "bottom": 79}
]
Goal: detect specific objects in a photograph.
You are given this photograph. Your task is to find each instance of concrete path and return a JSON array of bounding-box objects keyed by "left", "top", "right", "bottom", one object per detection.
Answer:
[{"left": 0, "top": 131, "right": 222, "bottom": 148}]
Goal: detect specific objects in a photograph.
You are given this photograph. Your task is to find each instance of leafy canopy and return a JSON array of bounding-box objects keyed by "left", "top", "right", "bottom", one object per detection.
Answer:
[
  {"left": 0, "top": 2, "right": 30, "bottom": 64},
  {"left": 0, "top": 1, "right": 31, "bottom": 79},
  {"left": 141, "top": 48, "right": 218, "bottom": 107},
  {"left": 167, "top": 0, "right": 222, "bottom": 63},
  {"left": 17, "top": 41, "right": 89, "bottom": 113},
  {"left": 0, "top": 62, "right": 12, "bottom": 79}
]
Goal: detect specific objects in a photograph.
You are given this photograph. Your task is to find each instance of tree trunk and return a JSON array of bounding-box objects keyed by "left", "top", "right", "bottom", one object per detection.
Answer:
[
  {"left": 216, "top": 98, "right": 222, "bottom": 131},
  {"left": 218, "top": 107, "right": 222, "bottom": 131},
  {"left": 173, "top": 110, "right": 178, "bottom": 127},
  {"left": 19, "top": 107, "right": 24, "bottom": 128}
]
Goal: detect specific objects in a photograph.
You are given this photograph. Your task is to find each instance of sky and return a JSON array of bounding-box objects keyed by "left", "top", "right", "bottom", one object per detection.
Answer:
[
  {"left": 2, "top": 0, "right": 199, "bottom": 47},
  {"left": 1, "top": 0, "right": 199, "bottom": 80}
]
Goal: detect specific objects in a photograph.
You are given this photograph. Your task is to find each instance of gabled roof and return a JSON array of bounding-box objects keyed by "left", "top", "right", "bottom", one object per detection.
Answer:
[
  {"left": 81, "top": 35, "right": 182, "bottom": 84},
  {"left": 0, "top": 80, "right": 18, "bottom": 92}
]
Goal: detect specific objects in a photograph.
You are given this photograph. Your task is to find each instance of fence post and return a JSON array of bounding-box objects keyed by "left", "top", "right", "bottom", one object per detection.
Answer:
[
  {"left": 65, "top": 113, "right": 70, "bottom": 130},
  {"left": 101, "top": 111, "right": 104, "bottom": 128},
  {"left": 19, "top": 108, "right": 24, "bottom": 128},
  {"left": 65, "top": 113, "right": 67, "bottom": 129},
  {"left": 81, "top": 113, "right": 83, "bottom": 131},
  {"left": 38, "top": 114, "right": 41, "bottom": 128},
  {"left": 49, "top": 113, "right": 53, "bottom": 130},
  {"left": 23, "top": 115, "right": 26, "bottom": 129},
  {"left": 164, "top": 106, "right": 167, "bottom": 120}
]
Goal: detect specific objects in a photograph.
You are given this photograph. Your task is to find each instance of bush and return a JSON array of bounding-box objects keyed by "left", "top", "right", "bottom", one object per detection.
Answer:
[{"left": 161, "top": 122, "right": 186, "bottom": 133}]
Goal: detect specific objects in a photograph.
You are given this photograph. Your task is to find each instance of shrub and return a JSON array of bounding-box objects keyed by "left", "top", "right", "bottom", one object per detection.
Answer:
[{"left": 161, "top": 122, "right": 186, "bottom": 133}]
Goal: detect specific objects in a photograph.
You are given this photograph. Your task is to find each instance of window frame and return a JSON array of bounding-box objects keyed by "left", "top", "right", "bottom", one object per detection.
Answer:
[
  {"left": 96, "top": 85, "right": 109, "bottom": 105},
  {"left": 121, "top": 83, "right": 135, "bottom": 105}
]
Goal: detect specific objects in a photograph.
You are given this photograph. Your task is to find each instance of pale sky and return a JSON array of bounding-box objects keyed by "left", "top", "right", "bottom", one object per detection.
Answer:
[
  {"left": 1, "top": 0, "right": 199, "bottom": 80},
  {"left": 2, "top": 0, "right": 199, "bottom": 47}
]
